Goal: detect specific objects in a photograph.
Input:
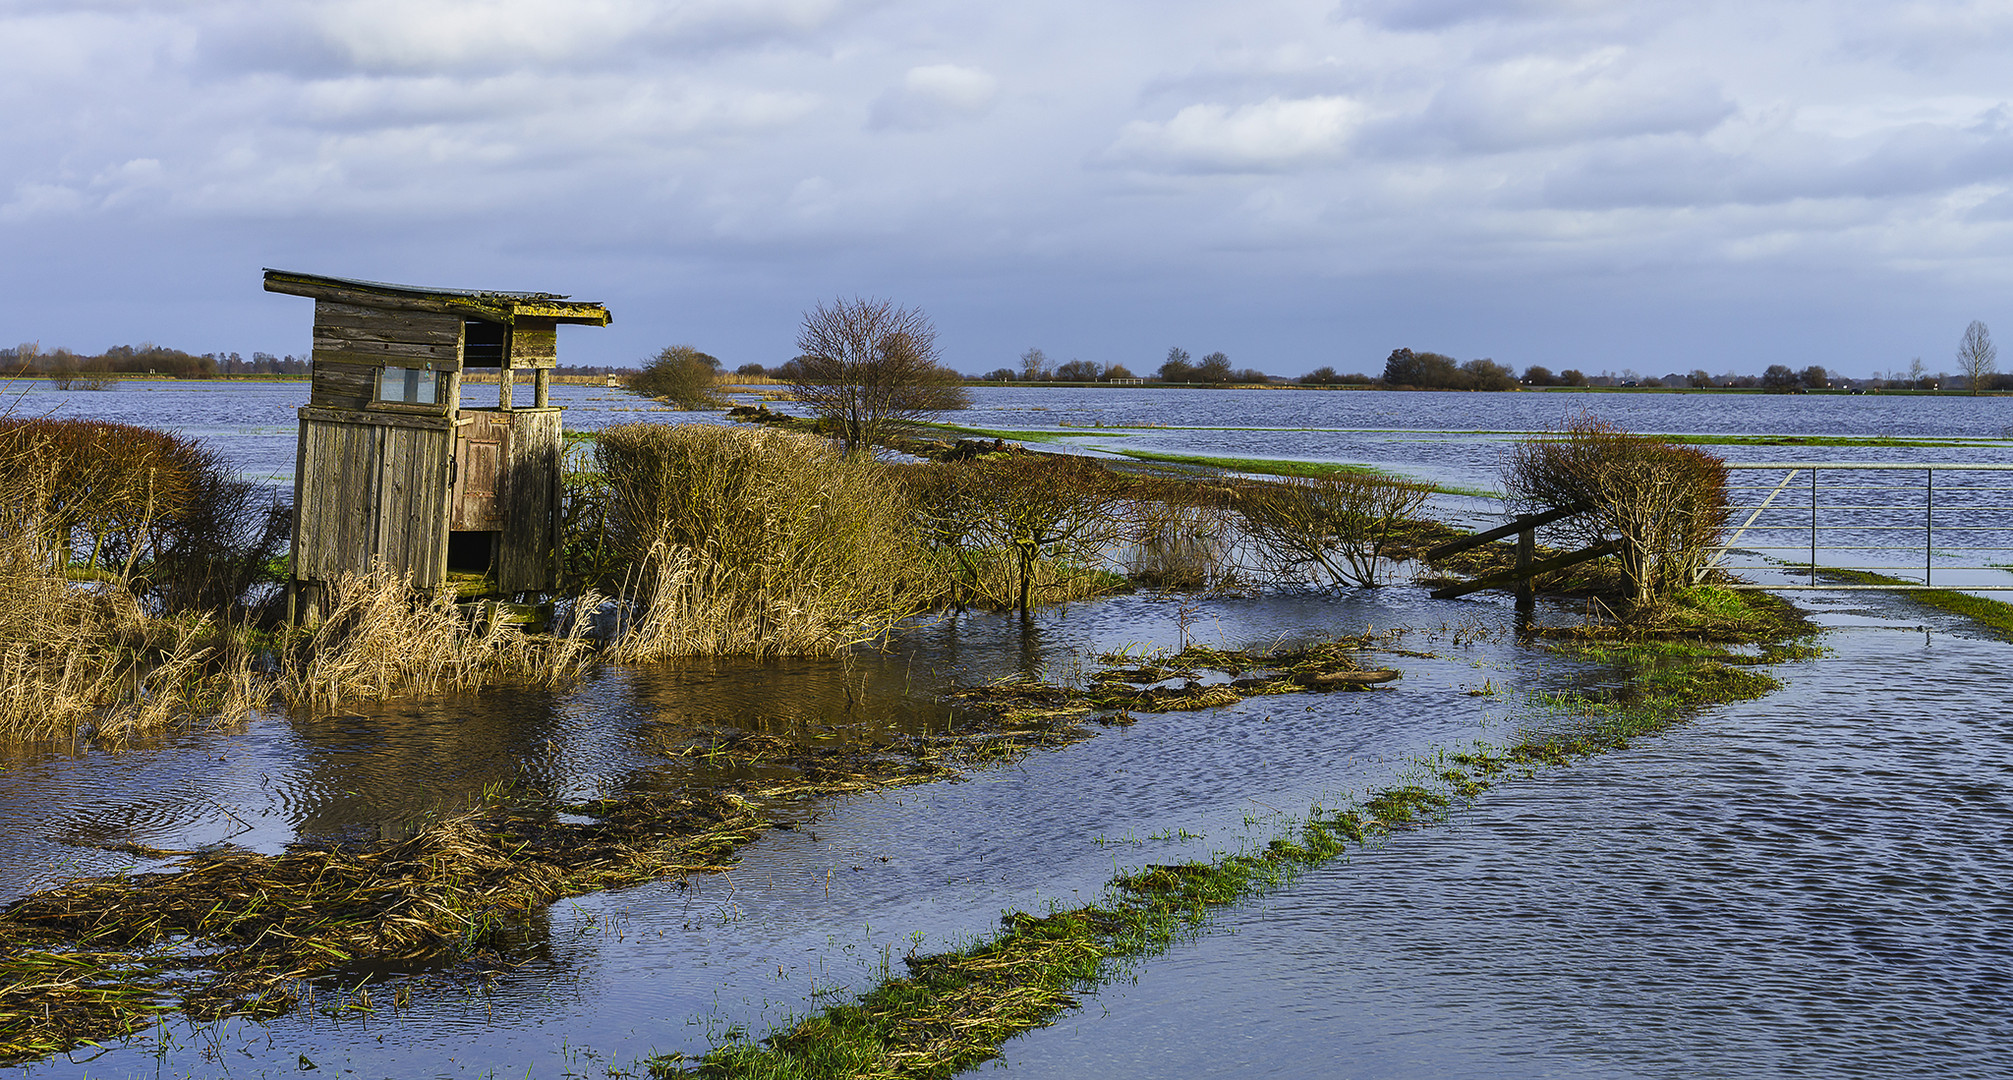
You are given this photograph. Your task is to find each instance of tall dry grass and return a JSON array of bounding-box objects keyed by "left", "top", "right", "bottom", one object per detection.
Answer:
[
  {"left": 595, "top": 424, "right": 930, "bottom": 658},
  {"left": 0, "top": 523, "right": 267, "bottom": 742},
  {"left": 278, "top": 569, "right": 598, "bottom": 710}
]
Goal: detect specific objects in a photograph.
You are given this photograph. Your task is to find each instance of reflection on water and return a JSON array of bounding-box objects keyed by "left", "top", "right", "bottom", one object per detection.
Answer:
[
  {"left": 0, "top": 649, "right": 980, "bottom": 901},
  {"left": 2, "top": 587, "right": 1523, "bottom": 1078}
]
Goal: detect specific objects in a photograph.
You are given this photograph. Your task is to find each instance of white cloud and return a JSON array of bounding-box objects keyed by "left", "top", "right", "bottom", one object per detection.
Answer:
[
  {"left": 1410, "top": 48, "right": 1732, "bottom": 151},
  {"left": 303, "top": 0, "right": 852, "bottom": 71},
  {"left": 1108, "top": 96, "right": 1368, "bottom": 172},
  {"left": 870, "top": 64, "right": 998, "bottom": 130}
]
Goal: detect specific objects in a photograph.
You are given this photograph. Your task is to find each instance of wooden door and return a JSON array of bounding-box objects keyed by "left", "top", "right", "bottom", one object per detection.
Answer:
[{"left": 451, "top": 412, "right": 509, "bottom": 531}]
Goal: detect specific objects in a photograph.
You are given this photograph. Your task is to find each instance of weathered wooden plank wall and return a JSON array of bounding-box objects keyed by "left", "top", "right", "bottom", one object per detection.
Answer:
[
  {"left": 508, "top": 318, "right": 559, "bottom": 368},
  {"left": 294, "top": 415, "right": 452, "bottom": 587},
  {"left": 311, "top": 301, "right": 465, "bottom": 372},
  {"left": 496, "top": 408, "right": 562, "bottom": 593},
  {"left": 309, "top": 361, "right": 378, "bottom": 411}
]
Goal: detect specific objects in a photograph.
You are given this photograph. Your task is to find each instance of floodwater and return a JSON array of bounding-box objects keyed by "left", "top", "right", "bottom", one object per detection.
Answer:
[
  {"left": 2, "top": 382, "right": 2010, "bottom": 1078},
  {"left": 995, "top": 599, "right": 2013, "bottom": 1080}
]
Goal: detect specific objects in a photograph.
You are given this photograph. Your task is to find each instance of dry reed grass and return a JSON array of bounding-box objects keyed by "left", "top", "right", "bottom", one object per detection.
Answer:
[
  {"left": 0, "top": 522, "right": 265, "bottom": 742},
  {"left": 596, "top": 424, "right": 930, "bottom": 658},
  {"left": 279, "top": 569, "right": 598, "bottom": 709}
]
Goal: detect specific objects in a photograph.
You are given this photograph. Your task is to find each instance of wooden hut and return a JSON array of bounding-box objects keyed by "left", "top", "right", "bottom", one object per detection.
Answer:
[{"left": 264, "top": 269, "right": 611, "bottom": 618}]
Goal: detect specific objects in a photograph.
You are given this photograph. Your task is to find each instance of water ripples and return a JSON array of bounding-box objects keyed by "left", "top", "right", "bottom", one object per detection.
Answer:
[{"left": 996, "top": 624, "right": 2013, "bottom": 1079}]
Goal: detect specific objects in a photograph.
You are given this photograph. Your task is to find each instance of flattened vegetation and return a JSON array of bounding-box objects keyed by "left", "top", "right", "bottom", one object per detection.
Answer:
[{"left": 950, "top": 633, "right": 1406, "bottom": 727}]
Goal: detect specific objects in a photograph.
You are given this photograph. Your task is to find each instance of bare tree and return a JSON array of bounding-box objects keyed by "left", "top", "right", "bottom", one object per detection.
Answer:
[
  {"left": 1957, "top": 320, "right": 1997, "bottom": 395},
  {"left": 791, "top": 297, "right": 970, "bottom": 454},
  {"left": 967, "top": 454, "right": 1126, "bottom": 614},
  {"left": 1018, "top": 346, "right": 1052, "bottom": 381}
]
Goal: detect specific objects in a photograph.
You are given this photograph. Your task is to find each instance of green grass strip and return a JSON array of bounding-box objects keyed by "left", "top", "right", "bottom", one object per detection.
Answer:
[
  {"left": 1102, "top": 448, "right": 1496, "bottom": 498},
  {"left": 1657, "top": 434, "right": 2005, "bottom": 449},
  {"left": 653, "top": 632, "right": 1800, "bottom": 1079},
  {"left": 911, "top": 422, "right": 1083, "bottom": 443},
  {"left": 1815, "top": 569, "right": 2013, "bottom": 640}
]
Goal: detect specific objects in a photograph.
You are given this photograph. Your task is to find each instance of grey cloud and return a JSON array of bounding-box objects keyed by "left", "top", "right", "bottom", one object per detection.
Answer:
[
  {"left": 1838, "top": 2, "right": 2013, "bottom": 70},
  {"left": 1542, "top": 113, "right": 2013, "bottom": 210},
  {"left": 194, "top": 8, "right": 355, "bottom": 79},
  {"left": 1337, "top": 0, "right": 1618, "bottom": 32}
]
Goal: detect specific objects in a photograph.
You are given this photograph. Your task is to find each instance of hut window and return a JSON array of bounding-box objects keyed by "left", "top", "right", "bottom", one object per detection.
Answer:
[
  {"left": 377, "top": 366, "right": 438, "bottom": 404},
  {"left": 464, "top": 320, "right": 507, "bottom": 367}
]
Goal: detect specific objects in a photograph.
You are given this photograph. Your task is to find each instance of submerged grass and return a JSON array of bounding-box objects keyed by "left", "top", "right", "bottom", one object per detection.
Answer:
[
  {"left": 1657, "top": 433, "right": 2008, "bottom": 448},
  {"left": 0, "top": 788, "right": 764, "bottom": 1066},
  {"left": 950, "top": 634, "right": 1404, "bottom": 727},
  {"left": 663, "top": 612, "right": 1812, "bottom": 1079}
]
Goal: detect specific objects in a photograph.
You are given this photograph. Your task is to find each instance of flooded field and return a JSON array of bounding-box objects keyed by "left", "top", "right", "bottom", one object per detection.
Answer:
[
  {"left": 2, "top": 383, "right": 2009, "bottom": 1078},
  {"left": 995, "top": 600, "right": 2013, "bottom": 1080}
]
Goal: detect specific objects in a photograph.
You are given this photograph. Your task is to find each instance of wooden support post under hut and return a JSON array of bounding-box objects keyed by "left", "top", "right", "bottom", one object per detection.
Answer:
[{"left": 264, "top": 270, "right": 611, "bottom": 621}]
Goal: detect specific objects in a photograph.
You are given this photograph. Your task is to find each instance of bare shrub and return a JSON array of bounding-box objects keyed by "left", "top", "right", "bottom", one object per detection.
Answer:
[
  {"left": 0, "top": 419, "right": 287, "bottom": 617},
  {"left": 790, "top": 297, "right": 970, "bottom": 455},
  {"left": 1236, "top": 472, "right": 1431, "bottom": 588},
  {"left": 0, "top": 419, "right": 198, "bottom": 577},
  {"left": 1502, "top": 419, "right": 1729, "bottom": 605},
  {"left": 279, "top": 569, "right": 595, "bottom": 709},
  {"left": 1122, "top": 480, "right": 1239, "bottom": 591},
  {"left": 958, "top": 454, "right": 1128, "bottom": 614},
  {"left": 594, "top": 424, "right": 928, "bottom": 657},
  {"left": 896, "top": 462, "right": 1003, "bottom": 610},
  {"left": 628, "top": 345, "right": 726, "bottom": 409}
]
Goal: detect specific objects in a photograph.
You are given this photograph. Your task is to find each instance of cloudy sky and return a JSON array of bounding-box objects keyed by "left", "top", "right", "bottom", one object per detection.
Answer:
[{"left": 5, "top": 0, "right": 2012, "bottom": 378}]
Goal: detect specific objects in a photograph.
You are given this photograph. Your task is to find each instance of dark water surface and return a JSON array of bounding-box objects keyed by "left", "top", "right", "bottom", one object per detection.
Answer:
[{"left": 3, "top": 384, "right": 2010, "bottom": 1078}]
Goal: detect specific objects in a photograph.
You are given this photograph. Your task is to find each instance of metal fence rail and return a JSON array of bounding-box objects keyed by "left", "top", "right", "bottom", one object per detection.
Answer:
[{"left": 1711, "top": 462, "right": 2013, "bottom": 590}]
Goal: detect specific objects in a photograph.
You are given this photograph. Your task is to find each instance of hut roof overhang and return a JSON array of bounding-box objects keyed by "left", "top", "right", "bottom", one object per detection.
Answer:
[{"left": 262, "top": 269, "right": 612, "bottom": 326}]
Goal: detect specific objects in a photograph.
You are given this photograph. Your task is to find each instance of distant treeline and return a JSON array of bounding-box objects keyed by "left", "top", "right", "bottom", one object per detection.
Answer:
[
  {"left": 3, "top": 343, "right": 630, "bottom": 383},
  {"left": 4, "top": 343, "right": 305, "bottom": 379}
]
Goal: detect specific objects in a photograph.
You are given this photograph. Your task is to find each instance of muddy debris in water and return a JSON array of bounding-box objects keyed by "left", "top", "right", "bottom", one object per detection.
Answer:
[{"left": 952, "top": 632, "right": 1407, "bottom": 726}]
